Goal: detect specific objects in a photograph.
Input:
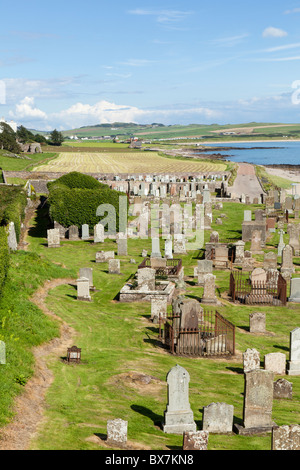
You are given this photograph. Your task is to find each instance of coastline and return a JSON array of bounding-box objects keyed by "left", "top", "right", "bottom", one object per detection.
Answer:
[{"left": 197, "top": 139, "right": 300, "bottom": 145}]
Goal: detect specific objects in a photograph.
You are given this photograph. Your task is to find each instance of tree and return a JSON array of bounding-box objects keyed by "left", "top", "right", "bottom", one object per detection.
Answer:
[
  {"left": 49, "top": 129, "right": 64, "bottom": 146},
  {"left": 0, "top": 122, "right": 21, "bottom": 153},
  {"left": 16, "top": 125, "right": 35, "bottom": 143}
]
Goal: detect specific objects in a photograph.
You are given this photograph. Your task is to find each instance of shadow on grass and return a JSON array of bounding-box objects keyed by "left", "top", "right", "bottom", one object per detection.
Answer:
[
  {"left": 131, "top": 404, "right": 163, "bottom": 430},
  {"left": 27, "top": 196, "right": 52, "bottom": 239}
]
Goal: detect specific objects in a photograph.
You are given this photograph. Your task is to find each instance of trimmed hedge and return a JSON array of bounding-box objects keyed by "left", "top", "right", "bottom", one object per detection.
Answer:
[
  {"left": 0, "top": 227, "right": 9, "bottom": 295},
  {"left": 47, "top": 172, "right": 127, "bottom": 231},
  {"left": 0, "top": 186, "right": 27, "bottom": 242}
]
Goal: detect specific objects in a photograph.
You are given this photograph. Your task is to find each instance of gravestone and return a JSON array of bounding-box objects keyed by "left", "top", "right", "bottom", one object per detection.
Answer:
[
  {"left": 68, "top": 225, "right": 79, "bottom": 240},
  {"left": 81, "top": 224, "right": 89, "bottom": 240},
  {"left": 243, "top": 348, "right": 260, "bottom": 373},
  {"left": 117, "top": 237, "right": 128, "bottom": 256},
  {"left": 151, "top": 237, "right": 161, "bottom": 258},
  {"left": 235, "top": 369, "right": 276, "bottom": 434},
  {"left": 195, "top": 260, "right": 213, "bottom": 286},
  {"left": 273, "top": 378, "right": 293, "bottom": 400},
  {"left": 0, "top": 341, "right": 6, "bottom": 364},
  {"left": 95, "top": 251, "right": 115, "bottom": 263},
  {"left": 77, "top": 277, "right": 91, "bottom": 302},
  {"left": 202, "top": 403, "right": 234, "bottom": 434},
  {"left": 151, "top": 297, "right": 168, "bottom": 323},
  {"left": 79, "top": 268, "right": 94, "bottom": 290},
  {"left": 234, "top": 241, "right": 245, "bottom": 265},
  {"left": 182, "top": 431, "right": 209, "bottom": 450},
  {"left": 94, "top": 223, "right": 104, "bottom": 243},
  {"left": 250, "top": 267, "right": 267, "bottom": 285},
  {"left": 244, "top": 210, "right": 252, "bottom": 222},
  {"left": 263, "top": 252, "right": 277, "bottom": 271},
  {"left": 277, "top": 230, "right": 285, "bottom": 257},
  {"left": 281, "top": 245, "right": 295, "bottom": 278},
  {"left": 251, "top": 230, "right": 263, "bottom": 254},
  {"left": 7, "top": 221, "right": 17, "bottom": 251},
  {"left": 289, "top": 278, "right": 300, "bottom": 303},
  {"left": 249, "top": 312, "right": 266, "bottom": 334},
  {"left": 137, "top": 268, "right": 156, "bottom": 291},
  {"left": 174, "top": 235, "right": 187, "bottom": 255},
  {"left": 47, "top": 228, "right": 60, "bottom": 248},
  {"left": 201, "top": 274, "right": 218, "bottom": 305},
  {"left": 272, "top": 425, "right": 300, "bottom": 451},
  {"left": 288, "top": 224, "right": 300, "bottom": 255},
  {"left": 106, "top": 419, "right": 128, "bottom": 448},
  {"left": 264, "top": 353, "right": 286, "bottom": 375},
  {"left": 108, "top": 259, "right": 121, "bottom": 275},
  {"left": 287, "top": 327, "right": 300, "bottom": 375},
  {"left": 163, "top": 365, "right": 197, "bottom": 434},
  {"left": 210, "top": 231, "right": 219, "bottom": 243},
  {"left": 164, "top": 238, "right": 173, "bottom": 259},
  {"left": 242, "top": 251, "right": 254, "bottom": 272}
]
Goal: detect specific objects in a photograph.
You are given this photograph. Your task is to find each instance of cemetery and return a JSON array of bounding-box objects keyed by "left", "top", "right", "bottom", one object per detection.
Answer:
[{"left": 0, "top": 171, "right": 300, "bottom": 451}]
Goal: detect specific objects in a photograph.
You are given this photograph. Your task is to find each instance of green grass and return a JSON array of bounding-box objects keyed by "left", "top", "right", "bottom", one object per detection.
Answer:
[
  {"left": 7, "top": 199, "right": 295, "bottom": 451},
  {"left": 0, "top": 150, "right": 58, "bottom": 172}
]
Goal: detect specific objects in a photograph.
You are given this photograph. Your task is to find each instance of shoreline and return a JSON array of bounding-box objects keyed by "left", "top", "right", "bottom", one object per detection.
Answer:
[{"left": 196, "top": 139, "right": 300, "bottom": 145}]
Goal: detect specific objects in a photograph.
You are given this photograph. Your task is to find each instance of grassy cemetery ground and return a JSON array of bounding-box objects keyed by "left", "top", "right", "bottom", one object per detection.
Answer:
[{"left": 5, "top": 200, "right": 296, "bottom": 451}]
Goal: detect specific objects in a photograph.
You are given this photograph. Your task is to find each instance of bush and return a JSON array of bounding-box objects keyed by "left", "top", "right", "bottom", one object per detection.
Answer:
[
  {"left": 0, "top": 186, "right": 27, "bottom": 242},
  {"left": 47, "top": 172, "right": 126, "bottom": 231},
  {"left": 0, "top": 227, "right": 9, "bottom": 295}
]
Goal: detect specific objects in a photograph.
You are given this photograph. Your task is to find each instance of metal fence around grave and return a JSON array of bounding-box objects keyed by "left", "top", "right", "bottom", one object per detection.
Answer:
[
  {"left": 138, "top": 258, "right": 182, "bottom": 276},
  {"left": 159, "top": 310, "right": 235, "bottom": 357},
  {"left": 229, "top": 270, "right": 287, "bottom": 306}
]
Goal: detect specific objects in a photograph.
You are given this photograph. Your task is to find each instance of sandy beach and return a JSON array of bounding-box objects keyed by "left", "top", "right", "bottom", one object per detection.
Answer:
[{"left": 262, "top": 165, "right": 300, "bottom": 183}]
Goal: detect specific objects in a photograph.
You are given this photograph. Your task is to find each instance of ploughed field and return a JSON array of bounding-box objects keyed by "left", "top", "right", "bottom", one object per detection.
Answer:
[{"left": 32, "top": 152, "right": 227, "bottom": 174}]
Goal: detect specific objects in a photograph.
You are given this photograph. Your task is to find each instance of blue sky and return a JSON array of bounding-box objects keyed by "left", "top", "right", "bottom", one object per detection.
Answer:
[{"left": 1, "top": 0, "right": 300, "bottom": 130}]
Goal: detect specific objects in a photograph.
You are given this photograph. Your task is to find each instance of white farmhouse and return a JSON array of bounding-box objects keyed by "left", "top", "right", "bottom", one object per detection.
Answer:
[{"left": 0, "top": 117, "right": 18, "bottom": 133}]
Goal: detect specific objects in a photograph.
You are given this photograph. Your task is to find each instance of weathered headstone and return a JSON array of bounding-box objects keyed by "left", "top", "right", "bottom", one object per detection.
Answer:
[
  {"left": 264, "top": 353, "right": 286, "bottom": 375},
  {"left": 108, "top": 259, "right": 121, "bottom": 275},
  {"left": 163, "top": 365, "right": 197, "bottom": 434},
  {"left": 96, "top": 251, "right": 115, "bottom": 263},
  {"left": 68, "top": 225, "right": 79, "bottom": 240},
  {"left": 272, "top": 425, "right": 300, "bottom": 450},
  {"left": 7, "top": 221, "right": 17, "bottom": 251},
  {"left": 234, "top": 240, "right": 245, "bottom": 265},
  {"left": 173, "top": 235, "right": 187, "bottom": 254},
  {"left": 106, "top": 419, "right": 128, "bottom": 448},
  {"left": 201, "top": 274, "right": 218, "bottom": 304},
  {"left": 235, "top": 369, "right": 275, "bottom": 434},
  {"left": 47, "top": 228, "right": 60, "bottom": 248},
  {"left": 202, "top": 403, "right": 234, "bottom": 434},
  {"left": 243, "top": 348, "right": 260, "bottom": 373},
  {"left": 273, "top": 378, "right": 293, "bottom": 400},
  {"left": 77, "top": 277, "right": 91, "bottom": 302},
  {"left": 117, "top": 237, "right": 128, "bottom": 256},
  {"left": 182, "top": 431, "right": 209, "bottom": 450},
  {"left": 195, "top": 260, "right": 213, "bottom": 286},
  {"left": 251, "top": 230, "right": 263, "bottom": 254},
  {"left": 164, "top": 238, "right": 173, "bottom": 259},
  {"left": 137, "top": 268, "right": 156, "bottom": 291},
  {"left": 281, "top": 244, "right": 295, "bottom": 278},
  {"left": 263, "top": 252, "right": 277, "bottom": 271},
  {"left": 94, "top": 223, "right": 104, "bottom": 243},
  {"left": 151, "top": 297, "right": 168, "bottom": 323},
  {"left": 289, "top": 278, "right": 300, "bottom": 303},
  {"left": 249, "top": 312, "right": 266, "bottom": 334},
  {"left": 151, "top": 237, "right": 161, "bottom": 258}
]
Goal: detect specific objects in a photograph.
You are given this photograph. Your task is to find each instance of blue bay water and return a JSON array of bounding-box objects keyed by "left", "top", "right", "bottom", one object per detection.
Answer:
[{"left": 198, "top": 141, "right": 300, "bottom": 165}]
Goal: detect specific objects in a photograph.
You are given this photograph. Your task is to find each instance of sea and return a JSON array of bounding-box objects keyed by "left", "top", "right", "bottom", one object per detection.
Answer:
[{"left": 195, "top": 141, "right": 300, "bottom": 166}]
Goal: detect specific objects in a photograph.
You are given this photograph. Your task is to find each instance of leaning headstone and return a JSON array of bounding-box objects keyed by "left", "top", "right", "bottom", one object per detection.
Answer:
[
  {"left": 243, "top": 348, "right": 260, "bottom": 373},
  {"left": 273, "top": 378, "right": 293, "bottom": 400},
  {"left": 182, "top": 431, "right": 209, "bottom": 450},
  {"left": 249, "top": 312, "right": 266, "bottom": 334},
  {"left": 202, "top": 403, "right": 234, "bottom": 434},
  {"left": 235, "top": 369, "right": 276, "bottom": 434},
  {"left": 264, "top": 353, "right": 286, "bottom": 376},
  {"left": 77, "top": 277, "right": 91, "bottom": 302},
  {"left": 287, "top": 327, "right": 300, "bottom": 375},
  {"left": 106, "top": 419, "right": 128, "bottom": 448},
  {"left": 47, "top": 228, "right": 60, "bottom": 248},
  {"left": 79, "top": 268, "right": 94, "bottom": 290},
  {"left": 108, "top": 259, "right": 121, "bottom": 275},
  {"left": 7, "top": 221, "right": 17, "bottom": 251},
  {"left": 94, "top": 223, "right": 104, "bottom": 243},
  {"left": 163, "top": 365, "right": 197, "bottom": 434},
  {"left": 272, "top": 425, "right": 300, "bottom": 451},
  {"left": 0, "top": 341, "right": 6, "bottom": 365}
]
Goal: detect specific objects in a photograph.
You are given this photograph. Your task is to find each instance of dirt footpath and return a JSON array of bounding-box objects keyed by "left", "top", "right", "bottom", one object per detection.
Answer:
[
  {"left": 0, "top": 278, "right": 76, "bottom": 450},
  {"left": 229, "top": 162, "right": 265, "bottom": 199}
]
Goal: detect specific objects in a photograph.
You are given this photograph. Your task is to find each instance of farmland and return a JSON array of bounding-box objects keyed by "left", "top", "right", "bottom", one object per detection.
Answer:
[{"left": 32, "top": 151, "right": 228, "bottom": 174}]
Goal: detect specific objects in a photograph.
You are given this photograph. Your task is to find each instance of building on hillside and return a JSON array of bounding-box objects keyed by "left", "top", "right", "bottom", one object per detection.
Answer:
[{"left": 0, "top": 117, "right": 18, "bottom": 133}]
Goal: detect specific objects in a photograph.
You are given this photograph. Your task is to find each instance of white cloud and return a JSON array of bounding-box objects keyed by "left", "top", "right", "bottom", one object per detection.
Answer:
[
  {"left": 9, "top": 96, "right": 47, "bottom": 121},
  {"left": 209, "top": 34, "right": 249, "bottom": 47},
  {"left": 262, "top": 27, "right": 288, "bottom": 38},
  {"left": 128, "top": 9, "right": 192, "bottom": 24},
  {"left": 284, "top": 7, "right": 300, "bottom": 14}
]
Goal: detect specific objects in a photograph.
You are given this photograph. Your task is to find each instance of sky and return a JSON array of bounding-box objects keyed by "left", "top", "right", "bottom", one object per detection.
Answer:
[{"left": 1, "top": 0, "right": 300, "bottom": 130}]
